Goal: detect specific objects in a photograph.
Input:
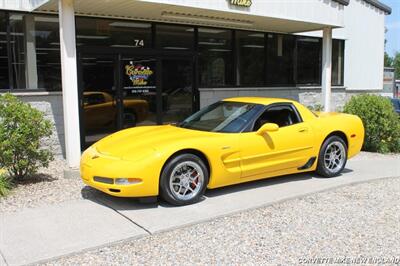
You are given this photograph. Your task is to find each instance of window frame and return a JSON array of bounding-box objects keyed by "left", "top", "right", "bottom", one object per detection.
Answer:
[{"left": 247, "top": 102, "right": 304, "bottom": 132}]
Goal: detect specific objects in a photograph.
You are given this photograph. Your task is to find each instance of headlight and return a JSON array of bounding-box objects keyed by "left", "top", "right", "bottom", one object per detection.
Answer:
[{"left": 114, "top": 178, "right": 142, "bottom": 185}]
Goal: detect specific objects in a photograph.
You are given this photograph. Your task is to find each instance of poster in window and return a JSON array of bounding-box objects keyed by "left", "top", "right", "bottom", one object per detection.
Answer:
[{"left": 123, "top": 60, "right": 156, "bottom": 96}]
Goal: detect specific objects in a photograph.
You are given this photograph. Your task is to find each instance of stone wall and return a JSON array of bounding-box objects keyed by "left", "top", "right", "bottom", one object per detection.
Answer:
[
  {"left": 13, "top": 92, "right": 65, "bottom": 158},
  {"left": 200, "top": 87, "right": 355, "bottom": 111}
]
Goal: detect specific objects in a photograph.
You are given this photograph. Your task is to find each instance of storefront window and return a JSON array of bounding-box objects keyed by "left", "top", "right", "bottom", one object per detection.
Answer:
[
  {"left": 156, "top": 24, "right": 194, "bottom": 50},
  {"left": 236, "top": 31, "right": 265, "bottom": 86},
  {"left": 1, "top": 13, "right": 346, "bottom": 91},
  {"left": 266, "top": 34, "right": 295, "bottom": 86},
  {"left": 198, "top": 28, "right": 233, "bottom": 87},
  {"left": 9, "top": 13, "right": 61, "bottom": 90},
  {"left": 76, "top": 17, "right": 152, "bottom": 49},
  {"left": 9, "top": 14, "right": 25, "bottom": 89},
  {"left": 0, "top": 12, "right": 9, "bottom": 90},
  {"left": 332, "top": 39, "right": 344, "bottom": 86},
  {"left": 296, "top": 37, "right": 321, "bottom": 85}
]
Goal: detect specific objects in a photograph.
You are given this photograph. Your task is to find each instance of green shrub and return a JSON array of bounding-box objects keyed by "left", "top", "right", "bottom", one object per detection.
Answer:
[
  {"left": 308, "top": 104, "right": 324, "bottom": 112},
  {"left": 0, "top": 172, "right": 12, "bottom": 197},
  {"left": 0, "top": 93, "right": 54, "bottom": 179},
  {"left": 343, "top": 94, "right": 400, "bottom": 153}
]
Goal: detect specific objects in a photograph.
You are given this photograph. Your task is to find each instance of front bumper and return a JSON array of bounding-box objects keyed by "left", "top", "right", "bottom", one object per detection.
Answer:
[{"left": 80, "top": 147, "right": 160, "bottom": 197}]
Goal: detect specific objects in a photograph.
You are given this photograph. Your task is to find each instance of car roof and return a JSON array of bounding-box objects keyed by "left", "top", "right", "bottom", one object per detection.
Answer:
[{"left": 223, "top": 97, "right": 296, "bottom": 106}]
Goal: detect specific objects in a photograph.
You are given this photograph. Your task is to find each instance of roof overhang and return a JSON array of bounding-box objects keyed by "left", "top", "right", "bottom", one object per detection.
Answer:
[
  {"left": 333, "top": 0, "right": 391, "bottom": 14},
  {"left": 0, "top": 0, "right": 50, "bottom": 12},
  {"left": 36, "top": 0, "right": 346, "bottom": 34},
  {"left": 362, "top": 0, "right": 392, "bottom": 14},
  {"left": 333, "top": 0, "right": 350, "bottom": 6}
]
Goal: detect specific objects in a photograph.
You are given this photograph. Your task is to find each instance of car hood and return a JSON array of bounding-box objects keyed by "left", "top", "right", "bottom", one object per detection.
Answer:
[{"left": 94, "top": 125, "right": 208, "bottom": 160}]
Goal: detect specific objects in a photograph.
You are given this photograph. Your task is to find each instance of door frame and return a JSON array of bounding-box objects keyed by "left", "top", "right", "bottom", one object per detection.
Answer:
[{"left": 78, "top": 47, "right": 198, "bottom": 150}]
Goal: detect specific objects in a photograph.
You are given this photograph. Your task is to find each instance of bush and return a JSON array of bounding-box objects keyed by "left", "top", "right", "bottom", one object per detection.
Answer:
[
  {"left": 308, "top": 104, "right": 324, "bottom": 112},
  {"left": 0, "top": 172, "right": 12, "bottom": 197},
  {"left": 343, "top": 94, "right": 400, "bottom": 153},
  {"left": 0, "top": 93, "right": 54, "bottom": 179}
]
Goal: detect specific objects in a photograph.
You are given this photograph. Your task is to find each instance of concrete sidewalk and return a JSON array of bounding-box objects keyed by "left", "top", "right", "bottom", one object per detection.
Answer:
[{"left": 1, "top": 158, "right": 399, "bottom": 266}]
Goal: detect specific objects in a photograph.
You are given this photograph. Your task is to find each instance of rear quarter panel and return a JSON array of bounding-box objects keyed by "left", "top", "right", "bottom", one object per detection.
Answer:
[{"left": 310, "top": 112, "right": 364, "bottom": 159}]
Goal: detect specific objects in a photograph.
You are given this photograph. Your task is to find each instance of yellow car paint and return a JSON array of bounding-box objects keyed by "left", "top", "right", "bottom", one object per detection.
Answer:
[{"left": 80, "top": 97, "right": 364, "bottom": 198}]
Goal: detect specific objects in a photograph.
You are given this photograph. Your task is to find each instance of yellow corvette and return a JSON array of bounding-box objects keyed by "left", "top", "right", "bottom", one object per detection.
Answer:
[{"left": 81, "top": 97, "right": 364, "bottom": 205}]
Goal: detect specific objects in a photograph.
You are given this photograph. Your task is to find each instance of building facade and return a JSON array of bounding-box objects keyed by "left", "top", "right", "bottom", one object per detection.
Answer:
[{"left": 0, "top": 0, "right": 391, "bottom": 168}]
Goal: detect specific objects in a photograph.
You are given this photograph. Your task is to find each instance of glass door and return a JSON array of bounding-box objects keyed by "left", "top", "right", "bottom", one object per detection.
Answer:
[
  {"left": 120, "top": 56, "right": 158, "bottom": 127},
  {"left": 161, "top": 58, "right": 193, "bottom": 124},
  {"left": 79, "top": 53, "right": 196, "bottom": 150},
  {"left": 80, "top": 55, "right": 119, "bottom": 148}
]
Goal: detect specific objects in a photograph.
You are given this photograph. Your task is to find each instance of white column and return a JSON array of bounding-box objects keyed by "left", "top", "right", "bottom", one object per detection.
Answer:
[
  {"left": 24, "top": 14, "right": 38, "bottom": 89},
  {"left": 59, "top": 0, "right": 81, "bottom": 168},
  {"left": 321, "top": 27, "right": 332, "bottom": 112}
]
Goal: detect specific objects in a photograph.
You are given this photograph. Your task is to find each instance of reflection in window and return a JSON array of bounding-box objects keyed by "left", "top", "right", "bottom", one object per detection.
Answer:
[
  {"left": 198, "top": 28, "right": 233, "bottom": 87},
  {"left": 156, "top": 25, "right": 194, "bottom": 50},
  {"left": 297, "top": 37, "right": 321, "bottom": 85},
  {"left": 76, "top": 17, "right": 152, "bottom": 49},
  {"left": 9, "top": 13, "right": 61, "bottom": 90},
  {"left": 332, "top": 39, "right": 344, "bottom": 86},
  {"left": 180, "top": 101, "right": 261, "bottom": 133},
  {"left": 266, "top": 34, "right": 295, "bottom": 86},
  {"left": 0, "top": 12, "right": 9, "bottom": 90},
  {"left": 236, "top": 31, "right": 265, "bottom": 86}
]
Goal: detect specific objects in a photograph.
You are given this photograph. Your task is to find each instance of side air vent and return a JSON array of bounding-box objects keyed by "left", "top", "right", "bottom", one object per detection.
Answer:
[{"left": 298, "top": 157, "right": 317, "bottom": 170}]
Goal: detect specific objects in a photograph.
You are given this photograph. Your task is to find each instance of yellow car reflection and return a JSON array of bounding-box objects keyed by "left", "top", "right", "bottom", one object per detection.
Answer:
[{"left": 83, "top": 92, "right": 148, "bottom": 130}]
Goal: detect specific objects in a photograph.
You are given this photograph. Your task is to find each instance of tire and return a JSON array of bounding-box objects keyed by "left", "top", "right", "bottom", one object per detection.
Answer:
[
  {"left": 160, "top": 154, "right": 209, "bottom": 206},
  {"left": 316, "top": 136, "right": 348, "bottom": 178}
]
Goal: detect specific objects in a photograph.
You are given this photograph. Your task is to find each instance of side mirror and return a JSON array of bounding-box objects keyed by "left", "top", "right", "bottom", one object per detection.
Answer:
[{"left": 257, "top": 123, "right": 279, "bottom": 135}]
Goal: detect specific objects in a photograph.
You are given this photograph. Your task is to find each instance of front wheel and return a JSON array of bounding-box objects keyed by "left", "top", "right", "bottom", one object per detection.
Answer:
[
  {"left": 160, "top": 154, "right": 209, "bottom": 206},
  {"left": 316, "top": 136, "right": 348, "bottom": 178}
]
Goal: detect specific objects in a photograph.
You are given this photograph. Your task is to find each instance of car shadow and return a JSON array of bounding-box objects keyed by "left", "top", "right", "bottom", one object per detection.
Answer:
[
  {"left": 205, "top": 169, "right": 355, "bottom": 198},
  {"left": 81, "top": 167, "right": 354, "bottom": 211}
]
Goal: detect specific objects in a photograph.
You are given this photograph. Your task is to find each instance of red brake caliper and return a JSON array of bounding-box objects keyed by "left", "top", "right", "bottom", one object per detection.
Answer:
[{"left": 190, "top": 170, "right": 198, "bottom": 189}]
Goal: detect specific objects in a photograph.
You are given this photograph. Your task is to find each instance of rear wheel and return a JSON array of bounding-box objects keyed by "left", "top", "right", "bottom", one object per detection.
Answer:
[
  {"left": 160, "top": 154, "right": 209, "bottom": 206},
  {"left": 316, "top": 136, "right": 347, "bottom": 177}
]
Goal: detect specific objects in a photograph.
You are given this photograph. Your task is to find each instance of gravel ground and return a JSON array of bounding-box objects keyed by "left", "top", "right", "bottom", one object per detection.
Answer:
[
  {"left": 0, "top": 151, "right": 398, "bottom": 214},
  {"left": 0, "top": 158, "right": 90, "bottom": 214},
  {"left": 351, "top": 151, "right": 400, "bottom": 161},
  {"left": 40, "top": 177, "right": 400, "bottom": 266}
]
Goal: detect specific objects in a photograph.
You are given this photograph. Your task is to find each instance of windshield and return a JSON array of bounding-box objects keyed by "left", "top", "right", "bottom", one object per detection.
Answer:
[{"left": 178, "top": 101, "right": 262, "bottom": 133}]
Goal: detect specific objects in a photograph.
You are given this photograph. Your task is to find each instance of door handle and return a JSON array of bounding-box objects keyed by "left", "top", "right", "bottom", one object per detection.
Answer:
[{"left": 299, "top": 128, "right": 308, "bottom": 133}]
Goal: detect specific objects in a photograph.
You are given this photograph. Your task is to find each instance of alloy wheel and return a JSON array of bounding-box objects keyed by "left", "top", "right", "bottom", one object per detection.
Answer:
[
  {"left": 169, "top": 161, "right": 204, "bottom": 201},
  {"left": 323, "top": 141, "right": 346, "bottom": 174}
]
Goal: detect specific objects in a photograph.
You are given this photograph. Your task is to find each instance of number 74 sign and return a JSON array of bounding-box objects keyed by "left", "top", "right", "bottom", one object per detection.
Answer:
[{"left": 134, "top": 39, "right": 144, "bottom": 47}]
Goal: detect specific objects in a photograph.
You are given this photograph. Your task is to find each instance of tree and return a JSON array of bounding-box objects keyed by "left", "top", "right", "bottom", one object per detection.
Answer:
[
  {"left": 384, "top": 52, "right": 393, "bottom": 67},
  {"left": 393, "top": 52, "right": 400, "bottom": 79}
]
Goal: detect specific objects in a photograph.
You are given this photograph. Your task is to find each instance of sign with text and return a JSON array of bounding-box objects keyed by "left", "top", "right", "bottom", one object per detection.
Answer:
[
  {"left": 230, "top": 0, "right": 252, "bottom": 7},
  {"left": 123, "top": 60, "right": 156, "bottom": 96}
]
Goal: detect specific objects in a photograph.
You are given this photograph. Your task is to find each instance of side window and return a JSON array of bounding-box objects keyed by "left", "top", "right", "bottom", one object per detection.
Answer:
[{"left": 253, "top": 105, "right": 301, "bottom": 131}]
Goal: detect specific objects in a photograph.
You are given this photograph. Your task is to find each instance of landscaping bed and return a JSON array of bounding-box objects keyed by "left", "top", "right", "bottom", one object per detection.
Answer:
[{"left": 0, "top": 158, "right": 93, "bottom": 213}]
